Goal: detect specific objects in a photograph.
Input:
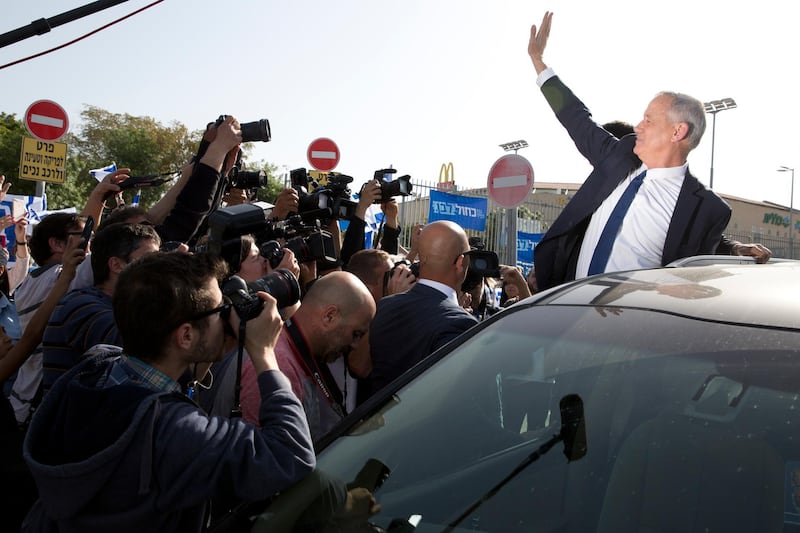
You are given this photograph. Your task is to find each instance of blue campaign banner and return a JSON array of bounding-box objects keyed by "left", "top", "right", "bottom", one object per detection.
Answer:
[
  {"left": 429, "top": 190, "right": 488, "bottom": 231},
  {"left": 517, "top": 231, "right": 544, "bottom": 274}
]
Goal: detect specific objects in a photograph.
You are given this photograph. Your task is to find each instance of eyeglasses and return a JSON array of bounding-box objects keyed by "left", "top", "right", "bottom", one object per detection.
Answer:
[{"left": 187, "top": 298, "right": 232, "bottom": 323}]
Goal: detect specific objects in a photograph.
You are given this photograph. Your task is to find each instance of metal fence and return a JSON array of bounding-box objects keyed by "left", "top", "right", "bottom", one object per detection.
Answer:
[{"left": 391, "top": 179, "right": 562, "bottom": 260}]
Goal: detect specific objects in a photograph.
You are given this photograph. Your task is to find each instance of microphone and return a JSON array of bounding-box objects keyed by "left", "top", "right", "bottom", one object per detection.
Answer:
[{"left": 559, "top": 394, "right": 588, "bottom": 462}]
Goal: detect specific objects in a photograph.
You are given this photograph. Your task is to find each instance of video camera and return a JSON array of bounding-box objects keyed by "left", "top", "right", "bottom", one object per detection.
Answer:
[
  {"left": 205, "top": 203, "right": 338, "bottom": 269},
  {"left": 260, "top": 232, "right": 337, "bottom": 267},
  {"left": 462, "top": 238, "right": 501, "bottom": 292},
  {"left": 371, "top": 168, "right": 413, "bottom": 203},
  {"left": 290, "top": 167, "right": 358, "bottom": 222}
]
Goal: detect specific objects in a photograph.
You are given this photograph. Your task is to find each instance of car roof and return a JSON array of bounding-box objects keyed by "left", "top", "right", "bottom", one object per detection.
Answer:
[{"left": 530, "top": 262, "right": 800, "bottom": 330}]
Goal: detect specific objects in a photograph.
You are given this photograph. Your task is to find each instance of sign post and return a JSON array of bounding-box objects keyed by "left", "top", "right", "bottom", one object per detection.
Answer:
[
  {"left": 487, "top": 154, "right": 534, "bottom": 265},
  {"left": 307, "top": 137, "right": 340, "bottom": 172},
  {"left": 23, "top": 100, "right": 70, "bottom": 196}
]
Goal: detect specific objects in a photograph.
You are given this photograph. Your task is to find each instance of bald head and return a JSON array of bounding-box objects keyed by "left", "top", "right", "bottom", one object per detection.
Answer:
[
  {"left": 301, "top": 271, "right": 375, "bottom": 316},
  {"left": 296, "top": 270, "right": 377, "bottom": 364},
  {"left": 418, "top": 221, "right": 470, "bottom": 288}
]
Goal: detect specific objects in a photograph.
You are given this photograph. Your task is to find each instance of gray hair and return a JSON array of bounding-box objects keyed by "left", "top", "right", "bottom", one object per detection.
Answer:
[{"left": 657, "top": 91, "right": 706, "bottom": 150}]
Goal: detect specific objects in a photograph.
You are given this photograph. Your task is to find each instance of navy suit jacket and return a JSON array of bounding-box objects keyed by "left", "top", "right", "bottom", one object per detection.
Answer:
[
  {"left": 534, "top": 76, "right": 731, "bottom": 291},
  {"left": 358, "top": 283, "right": 478, "bottom": 403}
]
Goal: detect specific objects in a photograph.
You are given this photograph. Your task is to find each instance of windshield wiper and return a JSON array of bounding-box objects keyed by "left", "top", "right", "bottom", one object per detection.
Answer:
[{"left": 442, "top": 394, "right": 588, "bottom": 532}]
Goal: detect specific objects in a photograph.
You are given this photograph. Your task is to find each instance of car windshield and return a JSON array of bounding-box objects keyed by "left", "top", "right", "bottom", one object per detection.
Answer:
[{"left": 253, "top": 304, "right": 800, "bottom": 532}]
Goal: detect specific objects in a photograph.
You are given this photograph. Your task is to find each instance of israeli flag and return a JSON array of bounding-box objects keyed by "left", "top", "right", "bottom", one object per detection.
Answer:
[
  {"left": 131, "top": 189, "right": 141, "bottom": 207},
  {"left": 89, "top": 162, "right": 116, "bottom": 182}
]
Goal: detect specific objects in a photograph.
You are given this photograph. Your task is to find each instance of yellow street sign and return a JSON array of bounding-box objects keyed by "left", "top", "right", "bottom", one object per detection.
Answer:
[{"left": 19, "top": 136, "right": 67, "bottom": 184}]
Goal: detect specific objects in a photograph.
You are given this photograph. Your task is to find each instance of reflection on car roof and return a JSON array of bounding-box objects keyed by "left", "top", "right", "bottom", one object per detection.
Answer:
[{"left": 538, "top": 262, "right": 800, "bottom": 330}]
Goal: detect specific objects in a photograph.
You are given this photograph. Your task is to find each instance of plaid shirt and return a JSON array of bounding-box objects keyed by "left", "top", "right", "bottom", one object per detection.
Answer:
[{"left": 96, "top": 351, "right": 181, "bottom": 394}]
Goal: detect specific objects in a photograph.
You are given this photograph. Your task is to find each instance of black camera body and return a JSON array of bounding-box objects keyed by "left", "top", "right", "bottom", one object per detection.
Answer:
[
  {"left": 221, "top": 269, "right": 301, "bottom": 322},
  {"left": 228, "top": 166, "right": 267, "bottom": 190},
  {"left": 214, "top": 115, "right": 271, "bottom": 143},
  {"left": 462, "top": 250, "right": 501, "bottom": 292},
  {"left": 371, "top": 168, "right": 413, "bottom": 203},
  {"left": 260, "top": 230, "right": 337, "bottom": 268},
  {"left": 290, "top": 167, "right": 358, "bottom": 222}
]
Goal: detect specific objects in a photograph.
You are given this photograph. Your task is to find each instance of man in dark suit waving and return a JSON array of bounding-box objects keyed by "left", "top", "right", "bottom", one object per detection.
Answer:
[
  {"left": 529, "top": 11, "right": 733, "bottom": 291},
  {"left": 358, "top": 221, "right": 478, "bottom": 404}
]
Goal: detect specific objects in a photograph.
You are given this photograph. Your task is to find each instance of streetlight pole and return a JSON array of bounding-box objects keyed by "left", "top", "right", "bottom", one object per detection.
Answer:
[
  {"left": 778, "top": 166, "right": 795, "bottom": 259},
  {"left": 703, "top": 98, "right": 737, "bottom": 189}
]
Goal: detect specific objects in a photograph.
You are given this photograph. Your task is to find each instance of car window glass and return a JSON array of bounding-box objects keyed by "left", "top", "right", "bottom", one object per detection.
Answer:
[{"left": 253, "top": 305, "right": 800, "bottom": 532}]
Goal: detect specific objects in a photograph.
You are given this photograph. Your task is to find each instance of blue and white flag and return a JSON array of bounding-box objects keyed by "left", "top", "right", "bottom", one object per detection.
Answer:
[
  {"left": 131, "top": 189, "right": 141, "bottom": 207},
  {"left": 429, "top": 190, "right": 488, "bottom": 231},
  {"left": 89, "top": 162, "right": 116, "bottom": 182}
]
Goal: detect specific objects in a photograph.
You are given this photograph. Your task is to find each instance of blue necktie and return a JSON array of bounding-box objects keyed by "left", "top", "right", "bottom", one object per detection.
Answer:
[{"left": 587, "top": 170, "right": 646, "bottom": 275}]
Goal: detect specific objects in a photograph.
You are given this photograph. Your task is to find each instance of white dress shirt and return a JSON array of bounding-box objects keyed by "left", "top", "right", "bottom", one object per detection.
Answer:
[{"left": 576, "top": 164, "right": 685, "bottom": 278}]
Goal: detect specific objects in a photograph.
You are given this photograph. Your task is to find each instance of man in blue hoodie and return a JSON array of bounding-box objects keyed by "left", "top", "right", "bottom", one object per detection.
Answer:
[{"left": 21, "top": 251, "right": 316, "bottom": 532}]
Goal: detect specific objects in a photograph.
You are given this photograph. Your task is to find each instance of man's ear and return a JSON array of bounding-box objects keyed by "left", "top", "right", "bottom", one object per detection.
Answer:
[
  {"left": 320, "top": 304, "right": 339, "bottom": 330},
  {"left": 673, "top": 122, "right": 689, "bottom": 143},
  {"left": 49, "top": 236, "right": 65, "bottom": 255},
  {"left": 173, "top": 322, "right": 195, "bottom": 351},
  {"left": 108, "top": 256, "right": 127, "bottom": 276}
]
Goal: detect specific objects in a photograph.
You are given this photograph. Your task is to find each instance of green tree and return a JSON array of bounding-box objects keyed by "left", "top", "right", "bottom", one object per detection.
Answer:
[
  {"left": 0, "top": 113, "right": 38, "bottom": 197},
  {"left": 68, "top": 106, "right": 201, "bottom": 209}
]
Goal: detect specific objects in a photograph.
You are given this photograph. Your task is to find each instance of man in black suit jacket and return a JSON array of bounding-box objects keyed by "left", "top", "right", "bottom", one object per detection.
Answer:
[
  {"left": 529, "top": 12, "right": 736, "bottom": 291},
  {"left": 358, "top": 221, "right": 478, "bottom": 404}
]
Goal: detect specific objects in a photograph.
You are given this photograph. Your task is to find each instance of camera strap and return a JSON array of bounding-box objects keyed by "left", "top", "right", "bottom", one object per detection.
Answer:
[{"left": 285, "top": 318, "right": 347, "bottom": 418}]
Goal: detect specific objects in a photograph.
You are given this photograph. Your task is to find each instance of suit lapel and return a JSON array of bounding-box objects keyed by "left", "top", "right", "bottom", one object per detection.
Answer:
[{"left": 662, "top": 171, "right": 703, "bottom": 264}]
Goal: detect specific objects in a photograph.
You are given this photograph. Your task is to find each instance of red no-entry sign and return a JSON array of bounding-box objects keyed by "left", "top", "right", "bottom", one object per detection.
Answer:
[
  {"left": 25, "top": 100, "right": 69, "bottom": 141},
  {"left": 307, "top": 137, "right": 340, "bottom": 172},
  {"left": 487, "top": 154, "right": 534, "bottom": 208}
]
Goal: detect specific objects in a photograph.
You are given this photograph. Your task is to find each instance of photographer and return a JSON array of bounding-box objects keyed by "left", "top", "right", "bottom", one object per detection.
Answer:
[
  {"left": 339, "top": 178, "right": 401, "bottom": 267},
  {"left": 238, "top": 271, "right": 375, "bottom": 442},
  {"left": 157, "top": 116, "right": 242, "bottom": 246},
  {"left": 198, "top": 234, "right": 300, "bottom": 417},
  {"left": 22, "top": 252, "right": 315, "bottom": 532}
]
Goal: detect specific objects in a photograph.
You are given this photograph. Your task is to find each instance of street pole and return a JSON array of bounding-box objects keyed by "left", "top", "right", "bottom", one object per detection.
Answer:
[
  {"left": 703, "top": 98, "right": 737, "bottom": 190},
  {"left": 778, "top": 166, "right": 795, "bottom": 259},
  {"left": 709, "top": 113, "right": 717, "bottom": 189}
]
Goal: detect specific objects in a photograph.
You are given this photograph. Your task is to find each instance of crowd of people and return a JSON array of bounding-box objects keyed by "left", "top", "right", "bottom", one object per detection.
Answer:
[{"left": 0, "top": 11, "right": 777, "bottom": 531}]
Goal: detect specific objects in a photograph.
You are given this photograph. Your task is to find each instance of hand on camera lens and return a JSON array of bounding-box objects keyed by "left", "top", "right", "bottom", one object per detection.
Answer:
[{"left": 241, "top": 291, "right": 282, "bottom": 353}]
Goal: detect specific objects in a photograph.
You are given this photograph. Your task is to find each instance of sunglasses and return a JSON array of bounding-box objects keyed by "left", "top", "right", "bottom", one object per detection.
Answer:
[{"left": 187, "top": 297, "right": 232, "bottom": 323}]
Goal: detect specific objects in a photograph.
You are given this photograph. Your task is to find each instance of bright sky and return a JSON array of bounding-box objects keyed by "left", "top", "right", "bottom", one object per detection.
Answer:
[{"left": 2, "top": 1, "right": 799, "bottom": 209}]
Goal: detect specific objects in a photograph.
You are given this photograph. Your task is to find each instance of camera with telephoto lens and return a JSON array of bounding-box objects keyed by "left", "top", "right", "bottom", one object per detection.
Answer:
[
  {"left": 290, "top": 167, "right": 358, "bottom": 221},
  {"left": 370, "top": 168, "right": 413, "bottom": 203},
  {"left": 228, "top": 165, "right": 267, "bottom": 190},
  {"left": 214, "top": 115, "right": 271, "bottom": 143},
  {"left": 221, "top": 269, "right": 301, "bottom": 322}
]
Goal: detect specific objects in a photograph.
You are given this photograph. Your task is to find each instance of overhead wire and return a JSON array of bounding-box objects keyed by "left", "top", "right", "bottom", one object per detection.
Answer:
[{"left": 0, "top": 0, "right": 164, "bottom": 71}]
